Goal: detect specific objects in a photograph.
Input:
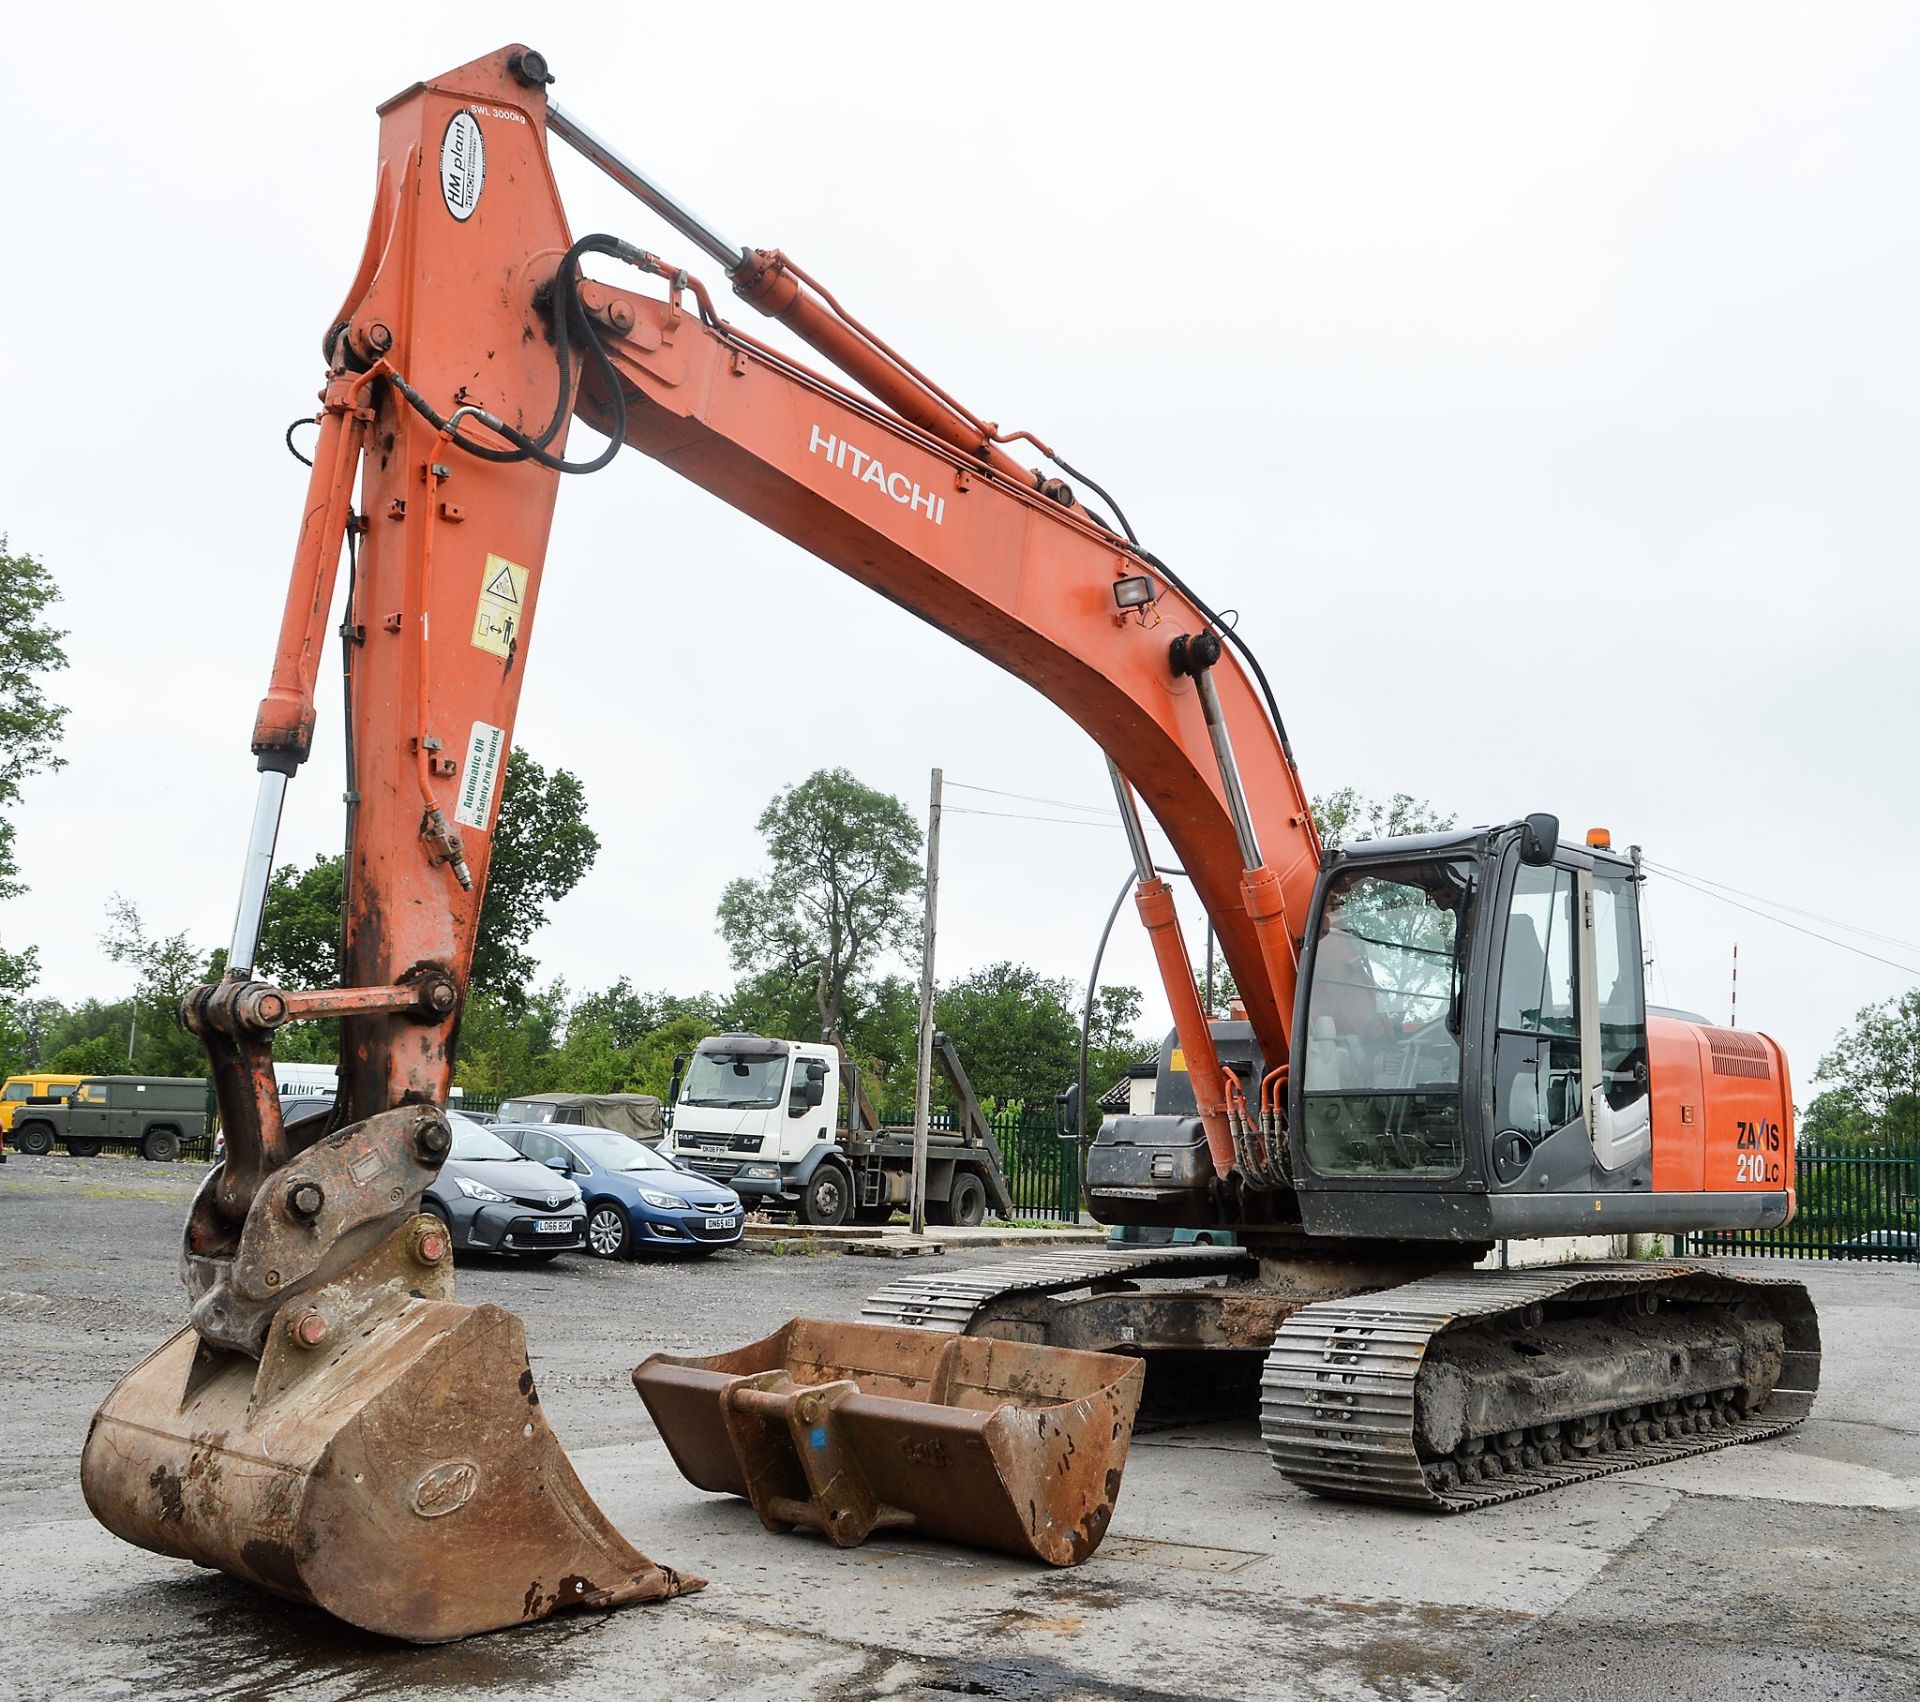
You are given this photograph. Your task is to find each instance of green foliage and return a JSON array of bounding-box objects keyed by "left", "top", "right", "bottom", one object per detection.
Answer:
[
  {"left": 453, "top": 982, "right": 569, "bottom": 1096},
  {"left": 0, "top": 537, "right": 71, "bottom": 1061},
  {"left": 933, "top": 962, "right": 1081, "bottom": 1115},
  {"left": 717, "top": 768, "right": 923, "bottom": 1046},
  {"left": 99, "top": 896, "right": 213, "bottom": 1076},
  {"left": 472, "top": 748, "right": 600, "bottom": 1002},
  {"left": 1815, "top": 990, "right": 1920, "bottom": 1148},
  {"left": 249, "top": 744, "right": 595, "bottom": 1022},
  {"left": 1799, "top": 1088, "right": 1878, "bottom": 1151},
  {"left": 46, "top": 1031, "right": 128, "bottom": 1077},
  {"left": 0, "top": 537, "right": 70, "bottom": 905},
  {"left": 256, "top": 854, "right": 345, "bottom": 989},
  {"left": 1312, "top": 788, "right": 1456, "bottom": 852}
]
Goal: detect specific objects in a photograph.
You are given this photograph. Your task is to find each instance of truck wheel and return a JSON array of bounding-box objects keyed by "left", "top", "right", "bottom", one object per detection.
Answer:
[
  {"left": 800, "top": 1165, "right": 851, "bottom": 1227},
  {"left": 66, "top": 1138, "right": 103, "bottom": 1157},
  {"left": 950, "top": 1173, "right": 988, "bottom": 1227},
  {"left": 12, "top": 1122, "right": 53, "bottom": 1156},
  {"left": 142, "top": 1128, "right": 181, "bottom": 1163}
]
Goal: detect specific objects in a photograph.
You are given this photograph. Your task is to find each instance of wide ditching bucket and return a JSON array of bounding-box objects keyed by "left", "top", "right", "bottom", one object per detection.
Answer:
[
  {"left": 82, "top": 1217, "right": 701, "bottom": 1643},
  {"left": 633, "top": 1319, "right": 1144, "bottom": 1566}
]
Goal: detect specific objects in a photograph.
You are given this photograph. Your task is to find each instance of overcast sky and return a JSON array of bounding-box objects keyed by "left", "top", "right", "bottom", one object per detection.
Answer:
[{"left": 3, "top": 2, "right": 1915, "bottom": 1094}]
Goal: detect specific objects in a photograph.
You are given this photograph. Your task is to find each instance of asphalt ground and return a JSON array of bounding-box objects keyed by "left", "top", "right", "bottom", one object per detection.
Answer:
[{"left": 2, "top": 1153, "right": 1915, "bottom": 1700}]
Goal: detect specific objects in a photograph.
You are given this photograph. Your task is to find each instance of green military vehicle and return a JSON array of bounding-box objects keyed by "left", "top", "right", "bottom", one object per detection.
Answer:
[{"left": 10, "top": 1076, "right": 209, "bottom": 1162}]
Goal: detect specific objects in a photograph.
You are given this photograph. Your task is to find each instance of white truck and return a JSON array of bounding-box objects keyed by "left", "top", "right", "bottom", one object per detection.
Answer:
[{"left": 663, "top": 1032, "right": 1015, "bottom": 1228}]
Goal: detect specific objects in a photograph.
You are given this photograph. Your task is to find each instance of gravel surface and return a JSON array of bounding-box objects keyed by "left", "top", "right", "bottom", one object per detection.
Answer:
[{"left": 3, "top": 1151, "right": 1915, "bottom": 1699}]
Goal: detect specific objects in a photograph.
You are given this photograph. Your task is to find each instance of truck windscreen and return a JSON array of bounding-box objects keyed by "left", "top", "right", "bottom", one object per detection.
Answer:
[{"left": 682, "top": 1052, "right": 787, "bottom": 1109}]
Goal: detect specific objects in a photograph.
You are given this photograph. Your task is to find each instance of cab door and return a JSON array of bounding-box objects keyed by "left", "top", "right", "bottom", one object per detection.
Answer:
[
  {"left": 69, "top": 1082, "right": 111, "bottom": 1142},
  {"left": 1488, "top": 856, "right": 1650, "bottom": 1190}
]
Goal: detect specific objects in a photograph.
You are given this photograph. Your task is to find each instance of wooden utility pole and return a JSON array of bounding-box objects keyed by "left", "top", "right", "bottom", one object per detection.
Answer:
[{"left": 910, "top": 768, "right": 943, "bottom": 1236}]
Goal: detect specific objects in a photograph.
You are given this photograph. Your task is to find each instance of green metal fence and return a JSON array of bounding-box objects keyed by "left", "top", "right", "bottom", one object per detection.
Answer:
[
  {"left": 1675, "top": 1141, "right": 1919, "bottom": 1263},
  {"left": 990, "top": 1108, "right": 1082, "bottom": 1222}
]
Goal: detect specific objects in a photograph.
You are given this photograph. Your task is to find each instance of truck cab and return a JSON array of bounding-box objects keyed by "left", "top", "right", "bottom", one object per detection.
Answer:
[{"left": 665, "top": 1034, "right": 844, "bottom": 1219}]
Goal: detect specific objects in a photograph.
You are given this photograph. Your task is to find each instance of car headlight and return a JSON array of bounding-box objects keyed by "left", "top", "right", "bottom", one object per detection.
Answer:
[
  {"left": 638, "top": 1189, "right": 689, "bottom": 1210},
  {"left": 455, "top": 1176, "right": 511, "bottom": 1203}
]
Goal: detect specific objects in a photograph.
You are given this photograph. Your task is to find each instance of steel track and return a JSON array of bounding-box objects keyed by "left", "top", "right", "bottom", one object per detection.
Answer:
[
  {"left": 859, "top": 1245, "right": 1255, "bottom": 1333},
  {"left": 1260, "top": 1261, "right": 1821, "bottom": 1511}
]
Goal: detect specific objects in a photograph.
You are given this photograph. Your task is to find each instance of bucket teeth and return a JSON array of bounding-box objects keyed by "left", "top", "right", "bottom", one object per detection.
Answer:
[
  {"left": 83, "top": 1225, "right": 700, "bottom": 1642},
  {"left": 635, "top": 1318, "right": 1144, "bottom": 1567}
]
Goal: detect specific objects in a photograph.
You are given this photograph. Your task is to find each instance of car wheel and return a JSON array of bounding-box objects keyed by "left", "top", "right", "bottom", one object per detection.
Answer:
[
  {"left": 800, "top": 1165, "right": 850, "bottom": 1227},
  {"left": 949, "top": 1173, "right": 988, "bottom": 1228},
  {"left": 12, "top": 1122, "right": 53, "bottom": 1156},
  {"left": 66, "top": 1138, "right": 102, "bottom": 1157},
  {"left": 142, "top": 1128, "right": 181, "bottom": 1163},
  {"left": 586, "top": 1203, "right": 632, "bottom": 1260}
]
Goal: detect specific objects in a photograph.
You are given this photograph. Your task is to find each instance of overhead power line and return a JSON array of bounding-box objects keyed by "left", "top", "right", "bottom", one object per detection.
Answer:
[
  {"left": 945, "top": 780, "right": 1119, "bottom": 818},
  {"left": 1645, "top": 866, "right": 1920, "bottom": 980},
  {"left": 944, "top": 806, "right": 1176, "bottom": 844},
  {"left": 1641, "top": 859, "right": 1920, "bottom": 956}
]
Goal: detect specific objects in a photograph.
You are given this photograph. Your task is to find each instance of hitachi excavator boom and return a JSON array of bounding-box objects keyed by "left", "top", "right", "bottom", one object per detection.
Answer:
[{"left": 81, "top": 44, "right": 1154, "bottom": 1643}]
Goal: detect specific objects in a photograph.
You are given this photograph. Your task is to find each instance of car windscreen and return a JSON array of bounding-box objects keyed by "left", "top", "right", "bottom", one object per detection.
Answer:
[
  {"left": 498, "top": 1099, "right": 557, "bottom": 1123},
  {"left": 449, "top": 1122, "right": 524, "bottom": 1162},
  {"left": 566, "top": 1132, "right": 673, "bottom": 1172},
  {"left": 681, "top": 1050, "right": 788, "bottom": 1108}
]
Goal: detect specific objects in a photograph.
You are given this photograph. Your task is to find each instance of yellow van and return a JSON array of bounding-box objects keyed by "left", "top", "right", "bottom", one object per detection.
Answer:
[{"left": 1, "top": 1074, "right": 86, "bottom": 1134}]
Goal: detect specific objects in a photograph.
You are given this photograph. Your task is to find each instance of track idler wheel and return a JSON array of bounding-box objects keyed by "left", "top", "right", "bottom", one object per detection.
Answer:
[{"left": 81, "top": 1217, "right": 701, "bottom": 1642}]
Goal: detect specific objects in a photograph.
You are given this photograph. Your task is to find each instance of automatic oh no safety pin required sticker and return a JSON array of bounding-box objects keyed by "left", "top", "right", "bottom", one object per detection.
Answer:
[{"left": 454, "top": 722, "right": 507, "bottom": 831}]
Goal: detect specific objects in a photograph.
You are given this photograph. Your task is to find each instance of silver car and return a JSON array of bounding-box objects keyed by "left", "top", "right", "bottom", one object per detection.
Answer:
[{"left": 422, "top": 1113, "right": 587, "bottom": 1258}]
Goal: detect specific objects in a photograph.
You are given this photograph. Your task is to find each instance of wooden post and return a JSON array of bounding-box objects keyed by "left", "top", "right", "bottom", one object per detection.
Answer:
[{"left": 910, "top": 768, "right": 943, "bottom": 1237}]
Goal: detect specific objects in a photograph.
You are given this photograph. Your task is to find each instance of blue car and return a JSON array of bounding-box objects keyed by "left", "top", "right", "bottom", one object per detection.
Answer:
[{"left": 497, "top": 1122, "right": 744, "bottom": 1260}]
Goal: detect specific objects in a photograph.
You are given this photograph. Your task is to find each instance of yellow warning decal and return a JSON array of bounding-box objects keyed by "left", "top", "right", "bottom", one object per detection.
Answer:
[
  {"left": 471, "top": 553, "right": 529, "bottom": 657},
  {"left": 1169, "top": 1048, "right": 1188, "bottom": 1073}
]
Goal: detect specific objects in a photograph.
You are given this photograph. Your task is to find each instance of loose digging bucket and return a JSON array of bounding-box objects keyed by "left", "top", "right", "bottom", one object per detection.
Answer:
[
  {"left": 82, "top": 1215, "right": 701, "bottom": 1643},
  {"left": 634, "top": 1318, "right": 1145, "bottom": 1564}
]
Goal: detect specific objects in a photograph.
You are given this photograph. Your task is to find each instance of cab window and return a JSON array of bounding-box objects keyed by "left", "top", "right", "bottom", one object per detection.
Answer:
[
  {"left": 1299, "top": 858, "right": 1476, "bottom": 1178},
  {"left": 3, "top": 1083, "right": 29, "bottom": 1101},
  {"left": 519, "top": 1129, "right": 571, "bottom": 1169},
  {"left": 1493, "top": 866, "right": 1580, "bottom": 1136},
  {"left": 1592, "top": 873, "right": 1649, "bottom": 1109}
]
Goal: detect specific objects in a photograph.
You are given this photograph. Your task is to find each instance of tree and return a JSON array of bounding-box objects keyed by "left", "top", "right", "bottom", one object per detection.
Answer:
[
  {"left": 256, "top": 854, "right": 345, "bottom": 990},
  {"left": 934, "top": 961, "right": 1080, "bottom": 1113},
  {"left": 250, "top": 745, "right": 596, "bottom": 1008},
  {"left": 472, "top": 748, "right": 600, "bottom": 1001},
  {"left": 1815, "top": 991, "right": 1920, "bottom": 1148},
  {"left": 0, "top": 537, "right": 70, "bottom": 1061},
  {"left": 1312, "top": 787, "right": 1456, "bottom": 851},
  {"left": 717, "top": 769, "right": 923, "bottom": 1048},
  {"left": 99, "top": 896, "right": 215, "bottom": 1076}
]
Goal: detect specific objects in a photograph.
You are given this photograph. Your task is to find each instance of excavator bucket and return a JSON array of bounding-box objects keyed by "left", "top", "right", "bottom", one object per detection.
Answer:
[
  {"left": 81, "top": 1217, "right": 702, "bottom": 1643},
  {"left": 634, "top": 1318, "right": 1144, "bottom": 1566}
]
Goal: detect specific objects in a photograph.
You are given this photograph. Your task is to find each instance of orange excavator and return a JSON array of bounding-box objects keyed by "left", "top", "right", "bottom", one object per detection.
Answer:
[{"left": 81, "top": 45, "right": 1818, "bottom": 1643}]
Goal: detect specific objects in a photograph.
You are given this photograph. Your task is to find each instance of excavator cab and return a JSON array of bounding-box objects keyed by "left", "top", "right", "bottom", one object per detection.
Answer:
[
  {"left": 1286, "top": 813, "right": 1791, "bottom": 1243},
  {"left": 1089, "top": 815, "right": 1794, "bottom": 1247}
]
